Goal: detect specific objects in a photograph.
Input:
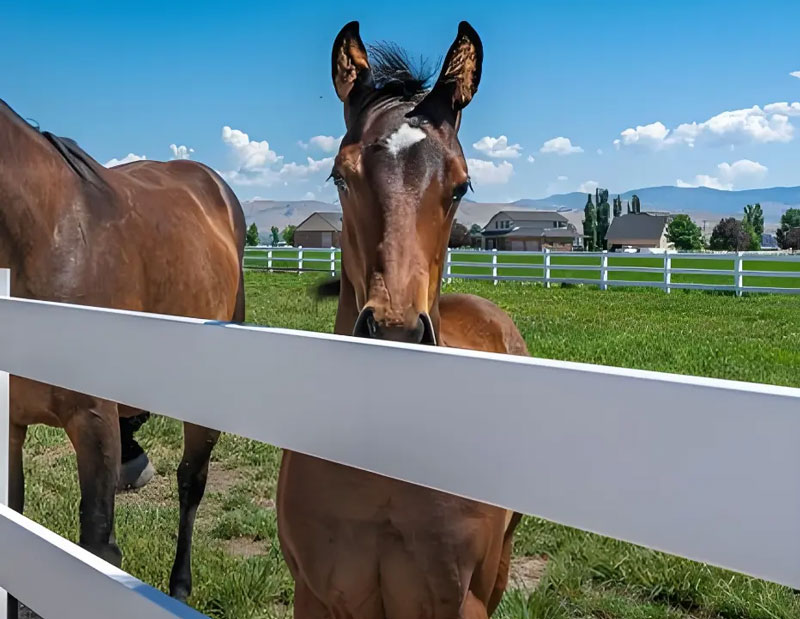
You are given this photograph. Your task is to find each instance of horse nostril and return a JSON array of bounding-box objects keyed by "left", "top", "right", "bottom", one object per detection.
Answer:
[
  {"left": 366, "top": 313, "right": 378, "bottom": 337},
  {"left": 419, "top": 313, "right": 437, "bottom": 346},
  {"left": 353, "top": 307, "right": 377, "bottom": 339}
]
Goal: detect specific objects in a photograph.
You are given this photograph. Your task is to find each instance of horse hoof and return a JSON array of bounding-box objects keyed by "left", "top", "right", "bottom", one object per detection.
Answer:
[
  {"left": 118, "top": 453, "right": 155, "bottom": 492},
  {"left": 170, "top": 584, "right": 191, "bottom": 603}
]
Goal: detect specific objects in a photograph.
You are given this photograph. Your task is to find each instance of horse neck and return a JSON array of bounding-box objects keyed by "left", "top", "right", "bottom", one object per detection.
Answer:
[{"left": 0, "top": 107, "right": 71, "bottom": 251}]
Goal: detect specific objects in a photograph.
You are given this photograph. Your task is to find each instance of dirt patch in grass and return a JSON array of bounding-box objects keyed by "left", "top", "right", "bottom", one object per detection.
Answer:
[
  {"left": 509, "top": 555, "right": 548, "bottom": 590},
  {"left": 206, "top": 465, "right": 246, "bottom": 496},
  {"left": 222, "top": 537, "right": 270, "bottom": 558},
  {"left": 116, "top": 469, "right": 174, "bottom": 508}
]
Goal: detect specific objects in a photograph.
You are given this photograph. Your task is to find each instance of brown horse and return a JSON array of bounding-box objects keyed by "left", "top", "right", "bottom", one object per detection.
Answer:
[
  {"left": 0, "top": 98, "right": 243, "bottom": 612},
  {"left": 276, "top": 22, "right": 528, "bottom": 619}
]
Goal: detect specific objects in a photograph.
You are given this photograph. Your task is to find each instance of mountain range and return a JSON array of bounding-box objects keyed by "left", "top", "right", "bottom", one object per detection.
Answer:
[{"left": 241, "top": 185, "right": 800, "bottom": 235}]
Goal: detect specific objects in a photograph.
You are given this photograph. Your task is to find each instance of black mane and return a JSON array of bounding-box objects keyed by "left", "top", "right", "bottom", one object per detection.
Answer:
[{"left": 368, "top": 42, "right": 438, "bottom": 99}]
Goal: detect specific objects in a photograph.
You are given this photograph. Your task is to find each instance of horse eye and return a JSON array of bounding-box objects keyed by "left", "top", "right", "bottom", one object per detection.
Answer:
[
  {"left": 452, "top": 181, "right": 470, "bottom": 202},
  {"left": 328, "top": 169, "right": 347, "bottom": 192}
]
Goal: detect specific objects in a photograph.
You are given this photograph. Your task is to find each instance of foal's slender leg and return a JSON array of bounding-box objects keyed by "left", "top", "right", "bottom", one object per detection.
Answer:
[
  {"left": 64, "top": 398, "right": 122, "bottom": 566},
  {"left": 6, "top": 424, "right": 27, "bottom": 619},
  {"left": 169, "top": 422, "right": 220, "bottom": 601}
]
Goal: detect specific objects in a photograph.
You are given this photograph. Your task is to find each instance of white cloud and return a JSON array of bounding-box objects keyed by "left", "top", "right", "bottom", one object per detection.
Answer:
[
  {"left": 676, "top": 158, "right": 767, "bottom": 191},
  {"left": 596, "top": 148, "right": 604, "bottom": 155},
  {"left": 578, "top": 180, "right": 599, "bottom": 193},
  {"left": 527, "top": 155, "right": 536, "bottom": 163},
  {"left": 473, "top": 135, "right": 522, "bottom": 159},
  {"left": 222, "top": 126, "right": 282, "bottom": 170},
  {"left": 540, "top": 137, "right": 583, "bottom": 155},
  {"left": 221, "top": 125, "right": 333, "bottom": 187},
  {"left": 303, "top": 191, "right": 316, "bottom": 200},
  {"left": 299, "top": 134, "right": 343, "bottom": 153},
  {"left": 169, "top": 144, "right": 194, "bottom": 160},
  {"left": 466, "top": 159, "right": 514, "bottom": 184},
  {"left": 557, "top": 175, "right": 568, "bottom": 181},
  {"left": 616, "top": 103, "right": 800, "bottom": 150},
  {"left": 790, "top": 71, "right": 800, "bottom": 79},
  {"left": 618, "top": 121, "right": 670, "bottom": 149},
  {"left": 104, "top": 153, "right": 146, "bottom": 167},
  {"left": 763, "top": 102, "right": 800, "bottom": 116}
]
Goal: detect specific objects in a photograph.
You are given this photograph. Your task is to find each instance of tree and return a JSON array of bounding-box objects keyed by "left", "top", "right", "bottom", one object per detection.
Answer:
[
  {"left": 583, "top": 194, "right": 597, "bottom": 250},
  {"left": 666, "top": 214, "right": 703, "bottom": 251},
  {"left": 469, "top": 223, "right": 483, "bottom": 236},
  {"left": 270, "top": 225, "right": 280, "bottom": 246},
  {"left": 630, "top": 194, "right": 641, "bottom": 214},
  {"left": 784, "top": 227, "right": 800, "bottom": 250},
  {"left": 777, "top": 208, "right": 800, "bottom": 248},
  {"left": 613, "top": 195, "right": 622, "bottom": 218},
  {"left": 743, "top": 203, "right": 764, "bottom": 236},
  {"left": 245, "top": 222, "right": 260, "bottom": 247},
  {"left": 709, "top": 218, "right": 749, "bottom": 251},
  {"left": 282, "top": 225, "right": 296, "bottom": 246},
  {"left": 743, "top": 203, "right": 763, "bottom": 250},
  {"left": 448, "top": 220, "right": 470, "bottom": 247},
  {"left": 595, "top": 188, "right": 610, "bottom": 250}
]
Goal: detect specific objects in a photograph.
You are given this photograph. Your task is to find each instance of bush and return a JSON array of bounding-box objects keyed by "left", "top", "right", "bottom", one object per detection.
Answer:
[{"left": 709, "top": 218, "right": 749, "bottom": 251}]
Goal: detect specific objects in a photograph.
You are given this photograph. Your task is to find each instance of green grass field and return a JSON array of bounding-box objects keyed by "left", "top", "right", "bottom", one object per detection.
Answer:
[
  {"left": 20, "top": 273, "right": 800, "bottom": 618},
  {"left": 244, "top": 248, "right": 800, "bottom": 290}
]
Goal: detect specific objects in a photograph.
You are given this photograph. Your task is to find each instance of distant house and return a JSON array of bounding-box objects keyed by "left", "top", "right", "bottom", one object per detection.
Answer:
[
  {"left": 480, "top": 210, "right": 580, "bottom": 251},
  {"left": 294, "top": 212, "right": 342, "bottom": 248},
  {"left": 605, "top": 213, "right": 671, "bottom": 251},
  {"left": 761, "top": 233, "right": 779, "bottom": 250}
]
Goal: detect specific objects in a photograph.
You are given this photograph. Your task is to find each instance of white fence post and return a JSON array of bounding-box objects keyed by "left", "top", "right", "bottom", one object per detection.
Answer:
[
  {"left": 664, "top": 253, "right": 672, "bottom": 294},
  {"left": 0, "top": 268, "right": 8, "bottom": 613},
  {"left": 329, "top": 247, "right": 336, "bottom": 277},
  {"left": 600, "top": 251, "right": 609, "bottom": 291},
  {"left": 735, "top": 251, "right": 743, "bottom": 296},
  {"left": 544, "top": 249, "right": 551, "bottom": 288},
  {"left": 492, "top": 249, "right": 498, "bottom": 286},
  {"left": 267, "top": 248, "right": 273, "bottom": 271},
  {"left": 446, "top": 249, "right": 452, "bottom": 285},
  {"left": 298, "top": 246, "right": 304, "bottom": 273}
]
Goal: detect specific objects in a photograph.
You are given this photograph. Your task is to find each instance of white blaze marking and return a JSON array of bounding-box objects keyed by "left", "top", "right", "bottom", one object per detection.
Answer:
[{"left": 386, "top": 123, "right": 426, "bottom": 156}]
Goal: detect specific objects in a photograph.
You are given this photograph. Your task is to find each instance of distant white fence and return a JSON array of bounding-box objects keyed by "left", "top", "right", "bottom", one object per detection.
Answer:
[
  {"left": 243, "top": 247, "right": 800, "bottom": 295},
  {"left": 3, "top": 266, "right": 800, "bottom": 617}
]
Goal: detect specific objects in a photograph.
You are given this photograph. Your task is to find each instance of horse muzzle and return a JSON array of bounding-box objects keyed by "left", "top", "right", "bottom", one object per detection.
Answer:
[{"left": 353, "top": 307, "right": 436, "bottom": 345}]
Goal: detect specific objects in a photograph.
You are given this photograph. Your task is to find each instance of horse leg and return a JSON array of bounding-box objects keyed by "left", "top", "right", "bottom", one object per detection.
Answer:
[
  {"left": 6, "top": 424, "right": 27, "bottom": 619},
  {"left": 118, "top": 410, "right": 154, "bottom": 491},
  {"left": 169, "top": 423, "right": 220, "bottom": 601},
  {"left": 293, "top": 579, "right": 330, "bottom": 619},
  {"left": 462, "top": 592, "right": 489, "bottom": 619},
  {"left": 486, "top": 512, "right": 523, "bottom": 615},
  {"left": 64, "top": 398, "right": 122, "bottom": 566}
]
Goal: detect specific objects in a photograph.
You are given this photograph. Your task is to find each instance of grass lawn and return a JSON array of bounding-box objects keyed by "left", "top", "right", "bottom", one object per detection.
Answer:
[{"left": 20, "top": 273, "right": 800, "bottom": 618}]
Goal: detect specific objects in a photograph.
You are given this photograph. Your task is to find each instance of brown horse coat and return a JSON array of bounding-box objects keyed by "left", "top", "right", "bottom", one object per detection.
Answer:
[
  {"left": 277, "top": 22, "right": 528, "bottom": 619},
  {"left": 0, "top": 98, "right": 244, "bottom": 604}
]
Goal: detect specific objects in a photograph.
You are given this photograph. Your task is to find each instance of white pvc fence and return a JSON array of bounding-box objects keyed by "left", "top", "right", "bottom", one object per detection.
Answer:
[
  {"left": 2, "top": 267, "right": 800, "bottom": 618},
  {"left": 243, "top": 247, "right": 800, "bottom": 295}
]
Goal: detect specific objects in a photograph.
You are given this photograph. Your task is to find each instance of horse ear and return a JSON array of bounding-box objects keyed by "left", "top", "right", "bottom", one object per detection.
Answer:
[
  {"left": 331, "top": 21, "right": 372, "bottom": 103},
  {"left": 418, "top": 22, "right": 483, "bottom": 126}
]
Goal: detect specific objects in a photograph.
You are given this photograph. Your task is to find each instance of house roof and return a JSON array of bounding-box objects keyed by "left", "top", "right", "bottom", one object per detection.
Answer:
[
  {"left": 761, "top": 233, "right": 779, "bottom": 249},
  {"left": 605, "top": 213, "right": 668, "bottom": 243},
  {"left": 493, "top": 210, "right": 569, "bottom": 224},
  {"left": 483, "top": 225, "right": 579, "bottom": 239},
  {"left": 296, "top": 211, "right": 342, "bottom": 232}
]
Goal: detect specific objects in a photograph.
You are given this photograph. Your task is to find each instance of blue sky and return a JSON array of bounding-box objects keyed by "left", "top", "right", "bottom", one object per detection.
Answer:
[{"left": 3, "top": 1, "right": 800, "bottom": 203}]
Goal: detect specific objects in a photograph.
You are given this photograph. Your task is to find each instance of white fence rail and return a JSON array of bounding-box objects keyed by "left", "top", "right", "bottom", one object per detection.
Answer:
[
  {"left": 243, "top": 247, "right": 800, "bottom": 295},
  {"left": 3, "top": 267, "right": 800, "bottom": 617}
]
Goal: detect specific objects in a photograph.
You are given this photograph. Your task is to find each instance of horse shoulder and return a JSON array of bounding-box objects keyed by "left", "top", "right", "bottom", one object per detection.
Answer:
[{"left": 439, "top": 293, "right": 528, "bottom": 357}]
